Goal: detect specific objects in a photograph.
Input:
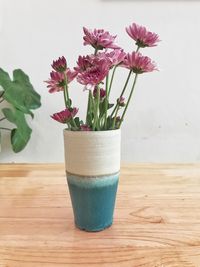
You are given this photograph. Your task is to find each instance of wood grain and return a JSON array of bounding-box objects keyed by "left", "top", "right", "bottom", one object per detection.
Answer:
[{"left": 0, "top": 163, "right": 200, "bottom": 266}]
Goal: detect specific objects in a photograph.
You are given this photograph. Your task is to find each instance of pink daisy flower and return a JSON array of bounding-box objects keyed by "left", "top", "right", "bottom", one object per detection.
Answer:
[
  {"left": 75, "top": 54, "right": 111, "bottom": 86},
  {"left": 45, "top": 69, "right": 77, "bottom": 93},
  {"left": 126, "top": 23, "right": 160, "bottom": 48},
  {"left": 98, "top": 49, "right": 126, "bottom": 67},
  {"left": 51, "top": 108, "right": 78, "bottom": 124},
  {"left": 83, "top": 27, "right": 119, "bottom": 50},
  {"left": 122, "top": 52, "right": 157, "bottom": 74}
]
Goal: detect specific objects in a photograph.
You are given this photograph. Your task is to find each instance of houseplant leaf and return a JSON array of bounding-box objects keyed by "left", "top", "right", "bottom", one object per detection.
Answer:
[
  {"left": 0, "top": 68, "right": 11, "bottom": 89},
  {"left": 2, "top": 107, "right": 32, "bottom": 152},
  {"left": 0, "top": 68, "right": 41, "bottom": 116}
]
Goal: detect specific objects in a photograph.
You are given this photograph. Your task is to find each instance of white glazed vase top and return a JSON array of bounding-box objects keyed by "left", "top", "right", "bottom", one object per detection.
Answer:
[{"left": 63, "top": 129, "right": 121, "bottom": 176}]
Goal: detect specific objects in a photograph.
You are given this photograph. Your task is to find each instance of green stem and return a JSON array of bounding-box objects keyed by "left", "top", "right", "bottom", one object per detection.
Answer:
[
  {"left": 0, "top": 117, "right": 6, "bottom": 122},
  {"left": 112, "top": 105, "right": 120, "bottom": 129},
  {"left": 63, "top": 73, "right": 69, "bottom": 108},
  {"left": 104, "top": 73, "right": 110, "bottom": 130},
  {"left": 66, "top": 122, "right": 71, "bottom": 130},
  {"left": 119, "top": 74, "right": 138, "bottom": 128},
  {"left": 63, "top": 73, "right": 79, "bottom": 130},
  {"left": 136, "top": 46, "right": 140, "bottom": 52},
  {"left": 94, "top": 48, "right": 98, "bottom": 55},
  {"left": 86, "top": 90, "right": 91, "bottom": 123},
  {"left": 108, "top": 65, "right": 117, "bottom": 97},
  {"left": 110, "top": 70, "right": 132, "bottom": 118},
  {"left": 0, "top": 127, "right": 11, "bottom": 131},
  {"left": 93, "top": 86, "right": 100, "bottom": 130}
]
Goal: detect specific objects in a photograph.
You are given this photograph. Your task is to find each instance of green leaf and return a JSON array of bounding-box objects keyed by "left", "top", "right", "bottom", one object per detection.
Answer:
[
  {"left": 74, "top": 117, "right": 81, "bottom": 128},
  {"left": 66, "top": 98, "right": 72, "bottom": 107},
  {"left": 2, "top": 107, "right": 32, "bottom": 152},
  {"left": 86, "top": 113, "right": 93, "bottom": 126},
  {"left": 0, "top": 69, "right": 41, "bottom": 116},
  {"left": 106, "top": 116, "right": 114, "bottom": 130},
  {"left": 99, "top": 99, "right": 107, "bottom": 118},
  {"left": 108, "top": 103, "right": 114, "bottom": 109},
  {"left": 0, "top": 68, "right": 11, "bottom": 89}
]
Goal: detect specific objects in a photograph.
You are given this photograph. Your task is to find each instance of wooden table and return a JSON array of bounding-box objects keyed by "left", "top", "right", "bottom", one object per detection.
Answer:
[{"left": 0, "top": 164, "right": 200, "bottom": 267}]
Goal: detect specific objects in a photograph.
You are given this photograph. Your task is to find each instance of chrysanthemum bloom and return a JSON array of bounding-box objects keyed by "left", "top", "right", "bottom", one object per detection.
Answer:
[
  {"left": 75, "top": 54, "right": 111, "bottom": 86},
  {"left": 51, "top": 108, "right": 78, "bottom": 123},
  {"left": 126, "top": 23, "right": 160, "bottom": 48},
  {"left": 98, "top": 49, "right": 126, "bottom": 67},
  {"left": 45, "top": 69, "right": 77, "bottom": 93},
  {"left": 52, "top": 56, "right": 67, "bottom": 72},
  {"left": 74, "top": 55, "right": 94, "bottom": 73},
  {"left": 93, "top": 87, "right": 106, "bottom": 99},
  {"left": 80, "top": 124, "right": 91, "bottom": 131},
  {"left": 83, "top": 27, "right": 119, "bottom": 50},
  {"left": 122, "top": 52, "right": 157, "bottom": 74}
]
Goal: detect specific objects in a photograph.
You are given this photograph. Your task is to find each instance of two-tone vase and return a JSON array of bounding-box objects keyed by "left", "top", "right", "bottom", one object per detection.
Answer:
[{"left": 63, "top": 129, "right": 121, "bottom": 232}]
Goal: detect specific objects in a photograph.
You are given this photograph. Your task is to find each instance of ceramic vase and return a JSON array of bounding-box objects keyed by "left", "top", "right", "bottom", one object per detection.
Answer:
[{"left": 63, "top": 129, "right": 121, "bottom": 232}]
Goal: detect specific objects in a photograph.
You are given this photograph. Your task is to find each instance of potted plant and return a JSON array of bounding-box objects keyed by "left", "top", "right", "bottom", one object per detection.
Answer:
[
  {"left": 45, "top": 22, "right": 159, "bottom": 231},
  {"left": 0, "top": 69, "right": 41, "bottom": 153}
]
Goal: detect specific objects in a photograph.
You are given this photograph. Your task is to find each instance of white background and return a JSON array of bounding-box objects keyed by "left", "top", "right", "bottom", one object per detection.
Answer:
[{"left": 1, "top": 0, "right": 200, "bottom": 163}]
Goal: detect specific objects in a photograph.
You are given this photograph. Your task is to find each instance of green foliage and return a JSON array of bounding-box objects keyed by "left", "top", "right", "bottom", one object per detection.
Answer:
[
  {"left": 0, "top": 68, "right": 41, "bottom": 153},
  {"left": 2, "top": 108, "right": 32, "bottom": 152}
]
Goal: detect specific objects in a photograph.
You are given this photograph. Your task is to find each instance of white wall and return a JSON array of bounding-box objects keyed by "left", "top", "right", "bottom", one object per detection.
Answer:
[{"left": 1, "top": 0, "right": 200, "bottom": 163}]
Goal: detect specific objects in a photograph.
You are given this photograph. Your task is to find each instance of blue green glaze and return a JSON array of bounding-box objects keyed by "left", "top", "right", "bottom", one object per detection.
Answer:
[{"left": 67, "top": 173, "right": 119, "bottom": 232}]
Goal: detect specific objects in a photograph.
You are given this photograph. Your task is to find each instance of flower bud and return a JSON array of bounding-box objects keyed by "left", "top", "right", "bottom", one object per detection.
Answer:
[{"left": 117, "top": 96, "right": 125, "bottom": 107}]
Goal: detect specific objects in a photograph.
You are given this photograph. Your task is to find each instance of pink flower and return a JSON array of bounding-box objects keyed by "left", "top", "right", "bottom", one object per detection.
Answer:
[
  {"left": 74, "top": 55, "right": 94, "bottom": 73},
  {"left": 45, "top": 69, "right": 77, "bottom": 93},
  {"left": 80, "top": 124, "right": 91, "bottom": 131},
  {"left": 51, "top": 108, "right": 78, "bottom": 124},
  {"left": 107, "top": 49, "right": 126, "bottom": 66},
  {"left": 122, "top": 52, "right": 157, "bottom": 74},
  {"left": 75, "top": 55, "right": 110, "bottom": 86},
  {"left": 45, "top": 71, "right": 65, "bottom": 93},
  {"left": 126, "top": 23, "right": 160, "bottom": 48},
  {"left": 98, "top": 49, "right": 126, "bottom": 67},
  {"left": 83, "top": 27, "right": 119, "bottom": 50},
  {"left": 93, "top": 87, "right": 106, "bottom": 99},
  {"left": 52, "top": 56, "right": 67, "bottom": 72},
  {"left": 66, "top": 68, "right": 78, "bottom": 83}
]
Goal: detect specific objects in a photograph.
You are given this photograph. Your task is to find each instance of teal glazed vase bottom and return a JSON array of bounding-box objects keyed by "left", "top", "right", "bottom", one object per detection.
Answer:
[{"left": 67, "top": 173, "right": 119, "bottom": 232}]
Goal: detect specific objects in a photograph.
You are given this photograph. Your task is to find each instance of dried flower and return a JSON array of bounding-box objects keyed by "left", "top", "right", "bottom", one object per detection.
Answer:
[
  {"left": 122, "top": 52, "right": 157, "bottom": 74},
  {"left": 83, "top": 27, "right": 119, "bottom": 50},
  {"left": 126, "top": 23, "right": 160, "bottom": 48},
  {"left": 51, "top": 108, "right": 78, "bottom": 123}
]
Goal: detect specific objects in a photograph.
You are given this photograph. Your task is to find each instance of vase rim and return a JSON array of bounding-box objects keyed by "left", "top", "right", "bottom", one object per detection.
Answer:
[{"left": 63, "top": 128, "right": 121, "bottom": 135}]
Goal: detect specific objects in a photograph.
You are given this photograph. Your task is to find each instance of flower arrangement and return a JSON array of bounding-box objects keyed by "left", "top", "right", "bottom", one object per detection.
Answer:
[{"left": 45, "top": 22, "right": 159, "bottom": 131}]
